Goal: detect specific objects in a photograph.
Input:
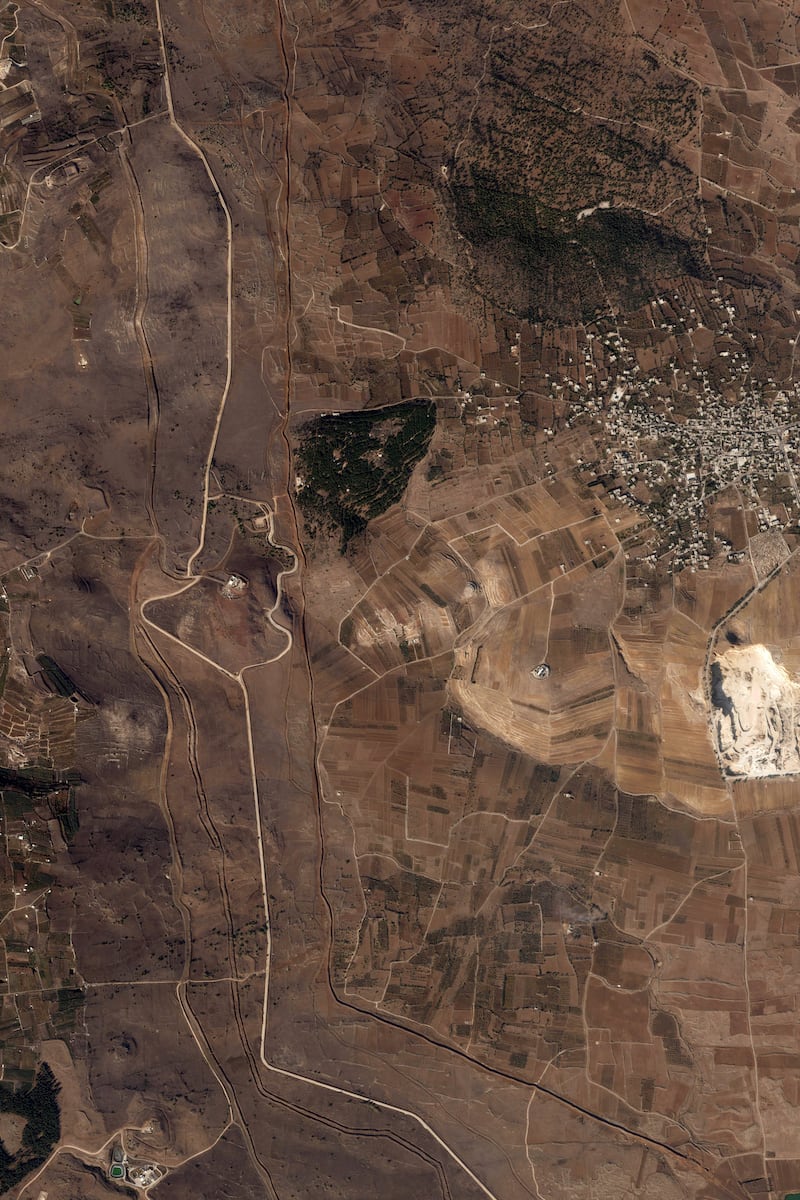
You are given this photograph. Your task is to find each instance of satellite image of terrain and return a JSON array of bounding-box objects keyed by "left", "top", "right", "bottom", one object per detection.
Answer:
[{"left": 5, "top": 0, "right": 800, "bottom": 1196}]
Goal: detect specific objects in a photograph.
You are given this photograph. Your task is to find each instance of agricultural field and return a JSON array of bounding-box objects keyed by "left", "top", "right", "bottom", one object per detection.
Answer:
[{"left": 5, "top": 0, "right": 800, "bottom": 1197}]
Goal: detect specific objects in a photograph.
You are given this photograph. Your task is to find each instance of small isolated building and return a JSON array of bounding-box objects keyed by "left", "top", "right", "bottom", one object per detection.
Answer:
[
  {"left": 531, "top": 663, "right": 551, "bottom": 679},
  {"left": 222, "top": 573, "right": 248, "bottom": 599}
]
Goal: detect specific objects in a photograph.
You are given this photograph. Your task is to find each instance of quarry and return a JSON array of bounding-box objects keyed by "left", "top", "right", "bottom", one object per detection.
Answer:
[{"left": 711, "top": 643, "right": 800, "bottom": 778}]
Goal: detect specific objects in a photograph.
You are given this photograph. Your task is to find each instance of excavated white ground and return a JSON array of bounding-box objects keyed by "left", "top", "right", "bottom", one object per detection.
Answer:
[{"left": 712, "top": 643, "right": 800, "bottom": 777}]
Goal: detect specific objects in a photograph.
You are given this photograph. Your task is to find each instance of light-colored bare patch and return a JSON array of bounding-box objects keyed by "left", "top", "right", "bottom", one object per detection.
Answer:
[
  {"left": 749, "top": 531, "right": 790, "bottom": 579},
  {"left": 0, "top": 1113, "right": 25, "bottom": 1155},
  {"left": 712, "top": 643, "right": 800, "bottom": 777}
]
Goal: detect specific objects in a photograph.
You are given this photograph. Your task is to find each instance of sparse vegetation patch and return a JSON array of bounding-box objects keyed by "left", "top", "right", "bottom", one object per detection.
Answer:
[{"left": 453, "top": 170, "right": 708, "bottom": 320}]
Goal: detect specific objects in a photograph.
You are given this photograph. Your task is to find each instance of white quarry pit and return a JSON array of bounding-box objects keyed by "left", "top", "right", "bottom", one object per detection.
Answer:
[{"left": 711, "top": 643, "right": 800, "bottom": 777}]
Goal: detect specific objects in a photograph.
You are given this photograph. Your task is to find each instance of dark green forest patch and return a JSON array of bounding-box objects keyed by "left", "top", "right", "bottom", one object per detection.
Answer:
[
  {"left": 0, "top": 1063, "right": 61, "bottom": 1193},
  {"left": 295, "top": 401, "right": 436, "bottom": 549},
  {"left": 453, "top": 172, "right": 708, "bottom": 321}
]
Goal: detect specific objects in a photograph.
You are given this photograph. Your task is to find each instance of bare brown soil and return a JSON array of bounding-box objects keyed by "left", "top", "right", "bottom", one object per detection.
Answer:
[{"left": 4, "top": 0, "right": 800, "bottom": 1198}]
